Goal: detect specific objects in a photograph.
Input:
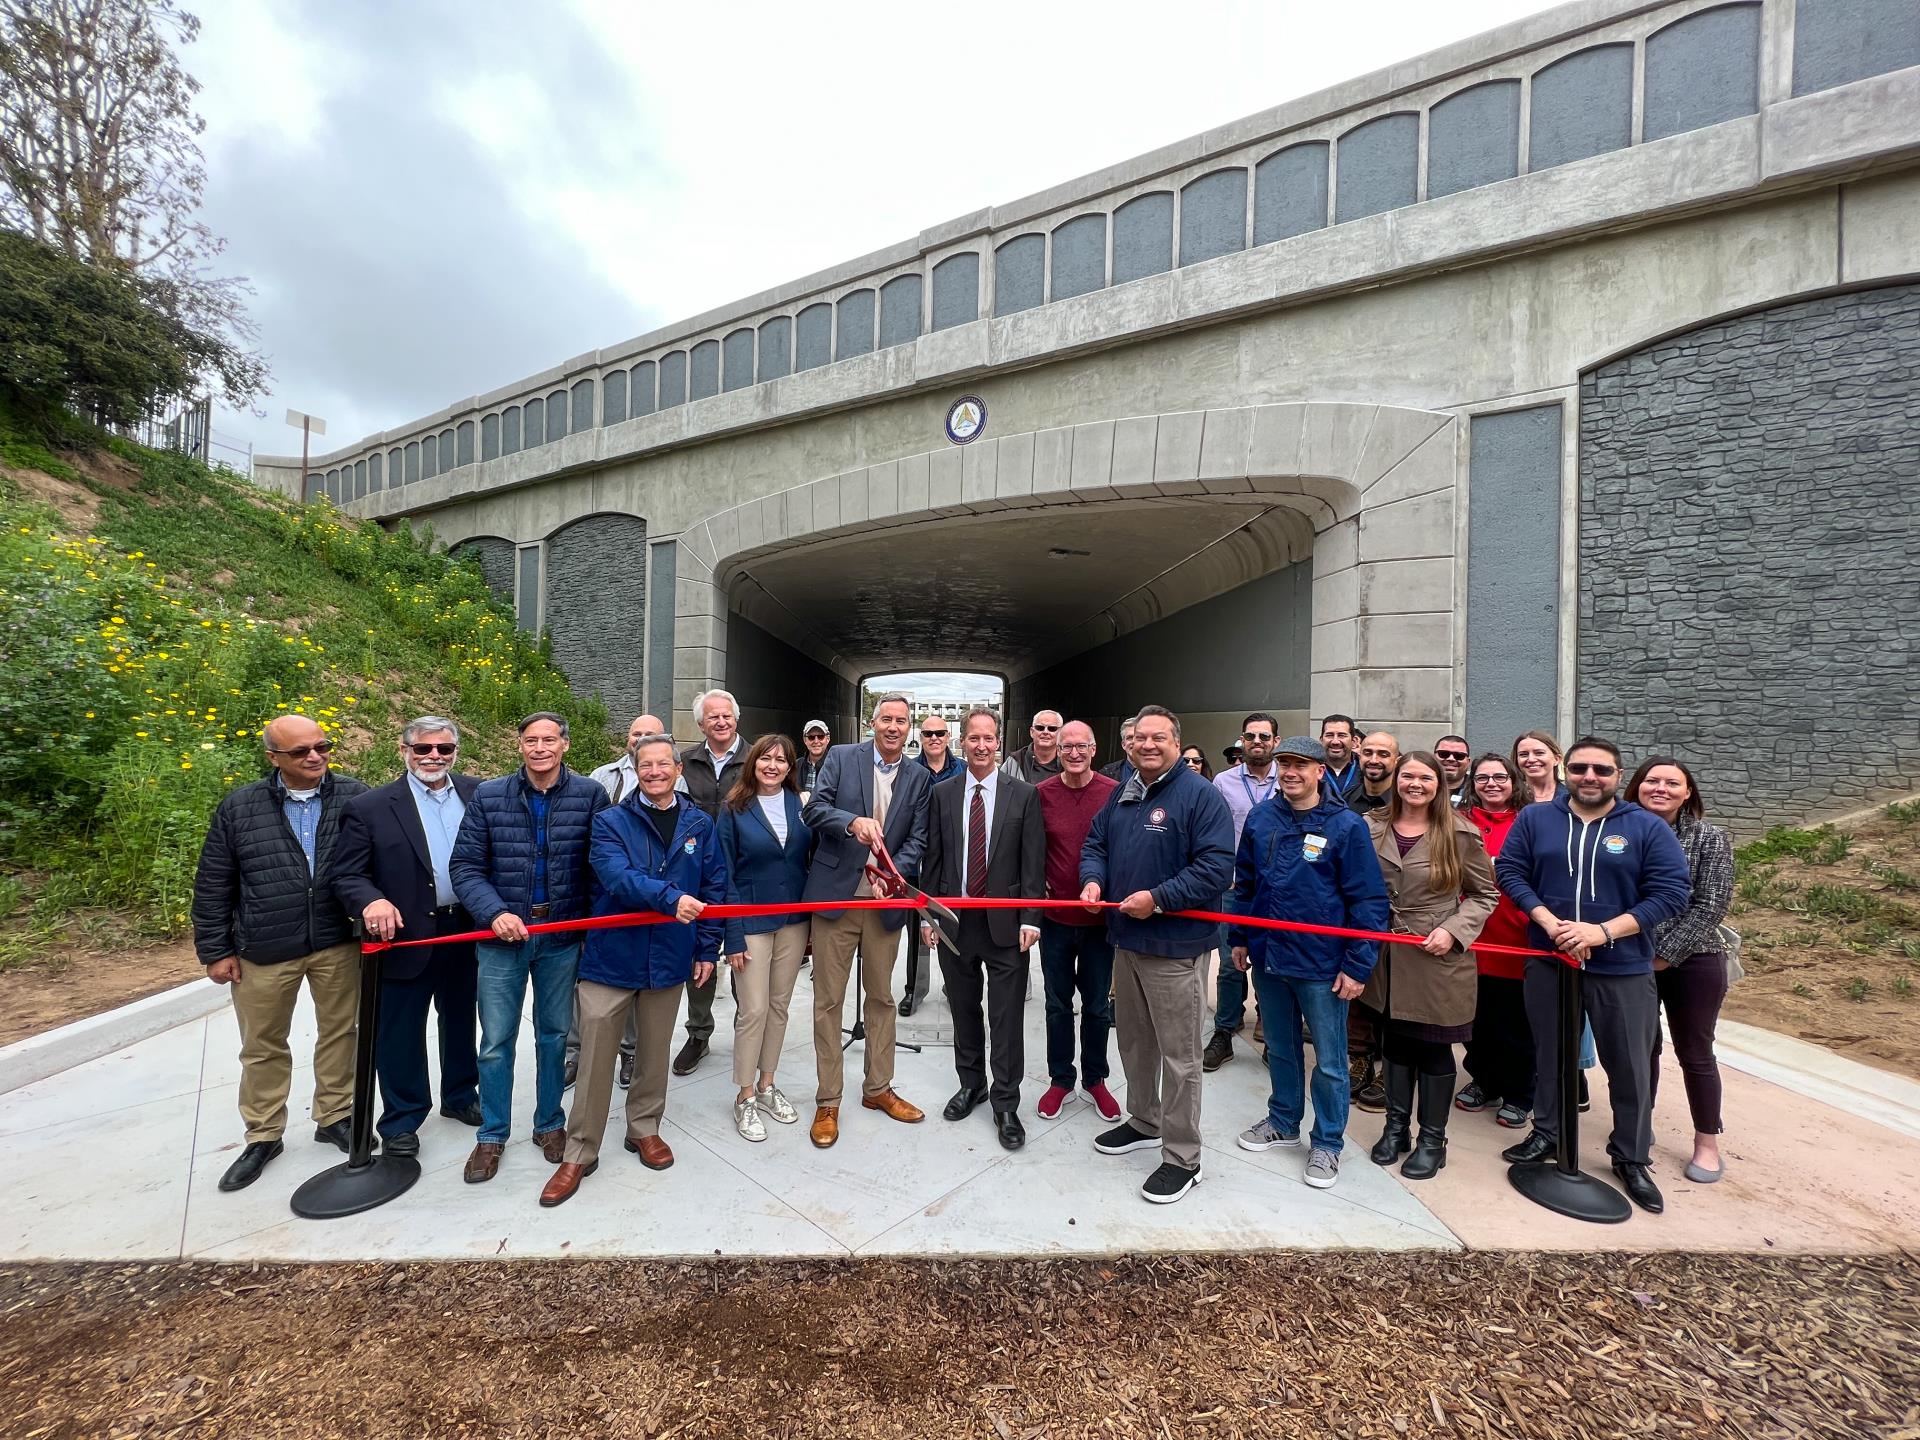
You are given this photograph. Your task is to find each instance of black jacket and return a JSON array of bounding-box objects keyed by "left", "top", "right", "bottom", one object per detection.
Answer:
[
  {"left": 192, "top": 768, "right": 371, "bottom": 966},
  {"left": 679, "top": 742, "right": 746, "bottom": 819},
  {"left": 921, "top": 772, "right": 1045, "bottom": 950},
  {"left": 332, "top": 773, "right": 482, "bottom": 981}
]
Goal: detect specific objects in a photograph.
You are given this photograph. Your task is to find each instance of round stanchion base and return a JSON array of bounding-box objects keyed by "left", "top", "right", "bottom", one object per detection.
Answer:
[
  {"left": 1507, "top": 1160, "right": 1634, "bottom": 1224},
  {"left": 290, "top": 1155, "right": 422, "bottom": 1219}
]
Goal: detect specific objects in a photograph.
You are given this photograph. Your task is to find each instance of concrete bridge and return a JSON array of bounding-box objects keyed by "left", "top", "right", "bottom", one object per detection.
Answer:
[{"left": 258, "top": 0, "right": 1920, "bottom": 827}]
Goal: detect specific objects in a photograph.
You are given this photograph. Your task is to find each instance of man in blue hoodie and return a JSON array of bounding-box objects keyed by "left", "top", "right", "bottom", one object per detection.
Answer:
[
  {"left": 1079, "top": 705, "right": 1235, "bottom": 1205},
  {"left": 1494, "top": 736, "right": 1691, "bottom": 1213},
  {"left": 1227, "top": 736, "right": 1388, "bottom": 1190}
]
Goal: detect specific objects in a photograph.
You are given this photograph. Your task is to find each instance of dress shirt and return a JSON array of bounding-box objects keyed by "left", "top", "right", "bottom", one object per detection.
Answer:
[
  {"left": 699, "top": 739, "right": 741, "bottom": 776},
  {"left": 407, "top": 770, "right": 466, "bottom": 907},
  {"left": 1213, "top": 763, "right": 1279, "bottom": 847},
  {"left": 959, "top": 767, "right": 999, "bottom": 895},
  {"left": 281, "top": 785, "right": 321, "bottom": 873}
]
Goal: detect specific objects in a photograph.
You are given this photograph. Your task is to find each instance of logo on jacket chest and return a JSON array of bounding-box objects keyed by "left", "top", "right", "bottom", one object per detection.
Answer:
[
  {"left": 1602, "top": 835, "right": 1629, "bottom": 856},
  {"left": 683, "top": 837, "right": 699, "bottom": 855},
  {"left": 1146, "top": 807, "right": 1168, "bottom": 830},
  {"left": 1302, "top": 833, "right": 1328, "bottom": 863}
]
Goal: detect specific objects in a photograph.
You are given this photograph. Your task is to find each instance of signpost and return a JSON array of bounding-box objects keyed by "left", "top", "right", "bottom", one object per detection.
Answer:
[{"left": 285, "top": 409, "right": 327, "bottom": 501}]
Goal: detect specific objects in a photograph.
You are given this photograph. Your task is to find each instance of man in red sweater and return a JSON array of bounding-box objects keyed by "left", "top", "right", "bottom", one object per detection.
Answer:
[{"left": 1034, "top": 721, "right": 1122, "bottom": 1121}]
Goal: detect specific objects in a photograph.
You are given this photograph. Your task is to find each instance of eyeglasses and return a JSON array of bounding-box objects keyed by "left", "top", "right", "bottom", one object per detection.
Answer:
[
  {"left": 1565, "top": 762, "right": 1618, "bottom": 777},
  {"left": 268, "top": 741, "right": 333, "bottom": 758},
  {"left": 1242, "top": 731, "right": 1274, "bottom": 742},
  {"left": 408, "top": 742, "right": 458, "bottom": 756},
  {"left": 1031, "top": 724, "right": 1060, "bottom": 733},
  {"left": 1059, "top": 741, "right": 1093, "bottom": 752},
  {"left": 1436, "top": 750, "right": 1471, "bottom": 762},
  {"left": 1474, "top": 774, "right": 1511, "bottom": 786}
]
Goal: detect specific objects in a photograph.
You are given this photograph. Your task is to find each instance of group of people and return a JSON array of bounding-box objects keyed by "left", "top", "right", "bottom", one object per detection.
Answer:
[{"left": 191, "top": 693, "right": 1734, "bottom": 1216}]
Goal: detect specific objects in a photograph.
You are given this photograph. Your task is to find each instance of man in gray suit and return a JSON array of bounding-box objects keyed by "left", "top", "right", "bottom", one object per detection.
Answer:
[
  {"left": 920, "top": 707, "right": 1045, "bottom": 1151},
  {"left": 800, "top": 693, "right": 932, "bottom": 1148}
]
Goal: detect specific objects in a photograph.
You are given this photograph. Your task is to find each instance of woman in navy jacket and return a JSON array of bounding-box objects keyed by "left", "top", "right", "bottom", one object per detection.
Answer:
[{"left": 718, "top": 734, "right": 814, "bottom": 1143}]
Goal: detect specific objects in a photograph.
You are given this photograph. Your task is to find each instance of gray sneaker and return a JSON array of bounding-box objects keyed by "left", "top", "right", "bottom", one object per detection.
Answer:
[
  {"left": 1236, "top": 1117, "right": 1303, "bottom": 1152},
  {"left": 1304, "top": 1147, "right": 1339, "bottom": 1189}
]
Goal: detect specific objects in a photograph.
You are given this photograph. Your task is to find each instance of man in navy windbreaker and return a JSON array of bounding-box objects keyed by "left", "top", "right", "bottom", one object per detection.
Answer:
[
  {"left": 1227, "top": 736, "right": 1388, "bottom": 1190},
  {"left": 1079, "top": 706, "right": 1235, "bottom": 1205},
  {"left": 1494, "top": 735, "right": 1691, "bottom": 1214},
  {"left": 541, "top": 736, "right": 737, "bottom": 1208}
]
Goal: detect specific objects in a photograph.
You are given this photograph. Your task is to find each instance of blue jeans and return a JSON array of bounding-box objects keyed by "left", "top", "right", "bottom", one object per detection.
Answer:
[
  {"left": 1210, "top": 891, "right": 1246, "bottom": 1033},
  {"left": 1249, "top": 965, "right": 1352, "bottom": 1153},
  {"left": 1037, "top": 918, "right": 1114, "bottom": 1089},
  {"left": 475, "top": 935, "right": 580, "bottom": 1144}
]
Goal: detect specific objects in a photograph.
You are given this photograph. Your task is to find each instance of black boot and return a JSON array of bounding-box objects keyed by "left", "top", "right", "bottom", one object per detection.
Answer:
[
  {"left": 1401, "top": 1073, "right": 1453, "bottom": 1180},
  {"left": 1368, "top": 1061, "right": 1415, "bottom": 1165}
]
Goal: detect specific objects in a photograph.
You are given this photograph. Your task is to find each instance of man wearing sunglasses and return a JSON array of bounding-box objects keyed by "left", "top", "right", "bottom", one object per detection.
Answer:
[
  {"left": 192, "top": 713, "right": 371, "bottom": 1193},
  {"left": 1494, "top": 736, "right": 1692, "bottom": 1214},
  {"left": 1000, "top": 709, "right": 1065, "bottom": 786},
  {"left": 332, "top": 718, "right": 484, "bottom": 1167},
  {"left": 1434, "top": 735, "right": 1473, "bottom": 809}
]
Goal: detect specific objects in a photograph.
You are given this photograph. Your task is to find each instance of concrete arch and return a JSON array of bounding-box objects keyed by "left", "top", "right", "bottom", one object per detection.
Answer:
[{"left": 671, "top": 401, "right": 1460, "bottom": 741}]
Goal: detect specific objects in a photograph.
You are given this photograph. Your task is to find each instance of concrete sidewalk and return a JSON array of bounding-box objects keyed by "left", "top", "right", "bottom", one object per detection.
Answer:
[{"left": 2, "top": 944, "right": 1916, "bottom": 1262}]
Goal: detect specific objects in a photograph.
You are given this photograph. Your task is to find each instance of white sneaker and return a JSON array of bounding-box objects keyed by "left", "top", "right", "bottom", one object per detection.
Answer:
[
  {"left": 756, "top": 1084, "right": 799, "bottom": 1125},
  {"left": 1237, "top": 1118, "right": 1304, "bottom": 1152},
  {"left": 733, "top": 1095, "right": 767, "bottom": 1143}
]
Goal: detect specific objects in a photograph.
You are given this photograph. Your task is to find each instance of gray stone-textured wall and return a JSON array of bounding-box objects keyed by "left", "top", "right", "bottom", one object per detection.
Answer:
[
  {"left": 1578, "top": 283, "right": 1920, "bottom": 828},
  {"left": 449, "top": 536, "right": 516, "bottom": 608},
  {"left": 546, "top": 514, "right": 648, "bottom": 721}
]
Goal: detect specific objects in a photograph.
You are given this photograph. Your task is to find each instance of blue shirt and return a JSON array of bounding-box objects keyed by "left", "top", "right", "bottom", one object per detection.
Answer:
[
  {"left": 528, "top": 788, "right": 551, "bottom": 906},
  {"left": 281, "top": 787, "right": 321, "bottom": 873},
  {"left": 407, "top": 771, "right": 466, "bottom": 907}
]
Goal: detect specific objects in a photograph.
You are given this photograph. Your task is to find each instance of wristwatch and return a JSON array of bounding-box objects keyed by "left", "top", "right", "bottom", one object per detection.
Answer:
[{"left": 1151, "top": 899, "right": 1164, "bottom": 915}]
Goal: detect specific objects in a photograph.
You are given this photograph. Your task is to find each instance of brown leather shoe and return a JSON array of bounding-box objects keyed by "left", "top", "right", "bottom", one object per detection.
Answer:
[
  {"left": 539, "top": 1159, "right": 597, "bottom": 1207},
  {"left": 861, "top": 1088, "right": 924, "bottom": 1124},
  {"left": 810, "top": 1105, "right": 839, "bottom": 1149},
  {"left": 533, "top": 1128, "right": 566, "bottom": 1163},
  {"left": 463, "top": 1142, "right": 504, "bottom": 1184},
  {"left": 622, "top": 1135, "right": 674, "bottom": 1170}
]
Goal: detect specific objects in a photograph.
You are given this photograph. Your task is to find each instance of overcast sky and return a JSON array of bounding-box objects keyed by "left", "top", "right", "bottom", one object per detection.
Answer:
[{"left": 183, "top": 0, "right": 1546, "bottom": 466}]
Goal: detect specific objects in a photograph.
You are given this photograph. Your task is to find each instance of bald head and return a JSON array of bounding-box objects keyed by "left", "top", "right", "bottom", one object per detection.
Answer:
[
  {"left": 1057, "top": 720, "right": 1096, "bottom": 781},
  {"left": 1359, "top": 731, "right": 1400, "bottom": 790},
  {"left": 263, "top": 713, "right": 331, "bottom": 788},
  {"left": 627, "top": 713, "right": 667, "bottom": 752}
]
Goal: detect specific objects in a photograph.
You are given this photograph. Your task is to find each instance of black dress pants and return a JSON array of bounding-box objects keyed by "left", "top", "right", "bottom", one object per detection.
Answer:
[
  {"left": 375, "top": 922, "right": 479, "bottom": 1138},
  {"left": 940, "top": 923, "right": 1028, "bottom": 1114}
]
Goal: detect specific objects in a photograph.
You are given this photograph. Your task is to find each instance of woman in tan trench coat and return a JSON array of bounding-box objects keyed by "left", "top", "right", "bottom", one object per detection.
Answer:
[{"left": 1361, "top": 751, "right": 1499, "bottom": 1179}]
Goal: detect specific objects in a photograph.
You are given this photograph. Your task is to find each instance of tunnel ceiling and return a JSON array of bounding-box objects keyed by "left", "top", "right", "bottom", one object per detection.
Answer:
[{"left": 727, "top": 497, "right": 1303, "bottom": 677}]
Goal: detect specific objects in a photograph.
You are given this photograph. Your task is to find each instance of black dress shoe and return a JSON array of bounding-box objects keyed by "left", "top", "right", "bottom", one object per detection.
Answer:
[
  {"left": 218, "top": 1140, "right": 283, "bottom": 1192},
  {"left": 897, "top": 996, "right": 918, "bottom": 1018},
  {"left": 1501, "top": 1130, "right": 1556, "bottom": 1164},
  {"left": 994, "top": 1110, "right": 1026, "bottom": 1151},
  {"left": 439, "top": 1101, "right": 483, "bottom": 1127},
  {"left": 943, "top": 1085, "right": 989, "bottom": 1122},
  {"left": 617, "top": 1052, "right": 635, "bottom": 1089},
  {"left": 313, "top": 1119, "right": 351, "bottom": 1152},
  {"left": 382, "top": 1131, "right": 421, "bottom": 1158},
  {"left": 672, "top": 1037, "right": 708, "bottom": 1076},
  {"left": 1612, "top": 1160, "right": 1665, "bottom": 1213}
]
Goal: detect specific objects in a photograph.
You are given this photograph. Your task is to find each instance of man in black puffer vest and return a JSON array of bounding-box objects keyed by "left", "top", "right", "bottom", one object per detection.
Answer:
[{"left": 192, "top": 714, "right": 370, "bottom": 1193}]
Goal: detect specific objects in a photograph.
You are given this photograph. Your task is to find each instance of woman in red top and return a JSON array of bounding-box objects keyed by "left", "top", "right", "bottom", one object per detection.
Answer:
[{"left": 1456, "top": 753, "right": 1535, "bottom": 1128}]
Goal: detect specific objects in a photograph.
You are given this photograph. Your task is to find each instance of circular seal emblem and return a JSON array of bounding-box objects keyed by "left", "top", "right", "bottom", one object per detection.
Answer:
[
  {"left": 1149, "top": 807, "right": 1168, "bottom": 826},
  {"left": 945, "top": 395, "right": 987, "bottom": 446},
  {"left": 1602, "top": 834, "right": 1629, "bottom": 855}
]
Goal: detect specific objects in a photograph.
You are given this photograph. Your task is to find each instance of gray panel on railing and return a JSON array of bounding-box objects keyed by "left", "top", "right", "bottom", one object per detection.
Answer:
[
  {"left": 387, "top": 449, "right": 401, "bottom": 487},
  {"left": 368, "top": 452, "right": 383, "bottom": 492},
  {"left": 1529, "top": 43, "right": 1634, "bottom": 170},
  {"left": 481, "top": 413, "right": 500, "bottom": 459},
  {"left": 658, "top": 352, "right": 687, "bottom": 408},
  {"left": 995, "top": 234, "right": 1046, "bottom": 315},
  {"left": 546, "top": 392, "right": 568, "bottom": 444},
  {"left": 1113, "top": 192, "right": 1173, "bottom": 284},
  {"left": 1180, "top": 169, "right": 1248, "bottom": 266},
  {"left": 631, "top": 360, "right": 656, "bottom": 417},
  {"left": 795, "top": 303, "right": 832, "bottom": 370},
  {"left": 439, "top": 429, "right": 456, "bottom": 473},
  {"left": 722, "top": 328, "right": 755, "bottom": 390},
  {"left": 570, "top": 379, "right": 594, "bottom": 432},
  {"left": 690, "top": 340, "right": 720, "bottom": 400},
  {"left": 1335, "top": 112, "right": 1418, "bottom": 223},
  {"left": 304, "top": 475, "right": 321, "bottom": 502},
  {"left": 1467, "top": 404, "right": 1563, "bottom": 750},
  {"left": 1644, "top": 3, "right": 1761, "bottom": 141},
  {"left": 879, "top": 274, "right": 923, "bottom": 347},
  {"left": 1253, "top": 141, "right": 1329, "bottom": 245},
  {"left": 931, "top": 252, "right": 980, "bottom": 331},
  {"left": 1427, "top": 79, "right": 1520, "bottom": 200},
  {"left": 836, "top": 289, "right": 875, "bottom": 360},
  {"left": 502, "top": 407, "right": 521, "bottom": 455},
  {"left": 757, "top": 316, "right": 793, "bottom": 381},
  {"left": 524, "top": 396, "right": 545, "bottom": 444},
  {"left": 352, "top": 461, "right": 366, "bottom": 499},
  {"left": 602, "top": 370, "right": 628, "bottom": 426},
  {"left": 420, "top": 438, "right": 438, "bottom": 480},
  {"left": 456, "top": 420, "right": 475, "bottom": 466},
  {"left": 403, "top": 443, "right": 418, "bottom": 483},
  {"left": 1050, "top": 213, "right": 1106, "bottom": 300},
  {"left": 647, "top": 540, "right": 676, "bottom": 719},
  {"left": 1793, "top": 0, "right": 1920, "bottom": 95}
]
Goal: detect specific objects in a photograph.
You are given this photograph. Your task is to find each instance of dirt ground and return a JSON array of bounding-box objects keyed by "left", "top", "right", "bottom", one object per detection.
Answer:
[
  {"left": 0, "top": 932, "right": 197, "bottom": 1048},
  {"left": 0, "top": 1253, "right": 1913, "bottom": 1439}
]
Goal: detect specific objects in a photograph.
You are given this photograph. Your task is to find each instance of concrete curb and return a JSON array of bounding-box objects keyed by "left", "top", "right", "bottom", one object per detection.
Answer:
[
  {"left": 0, "top": 979, "right": 227, "bottom": 1097},
  {"left": 1717, "top": 1019, "right": 1920, "bottom": 1142}
]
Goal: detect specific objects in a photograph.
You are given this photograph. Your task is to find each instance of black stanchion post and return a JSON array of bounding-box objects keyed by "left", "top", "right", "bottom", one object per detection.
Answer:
[
  {"left": 291, "top": 942, "right": 422, "bottom": 1219},
  {"left": 1507, "top": 958, "right": 1632, "bottom": 1223}
]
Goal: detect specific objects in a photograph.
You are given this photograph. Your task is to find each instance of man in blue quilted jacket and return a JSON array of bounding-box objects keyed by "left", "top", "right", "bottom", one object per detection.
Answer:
[{"left": 450, "top": 712, "right": 609, "bottom": 1184}]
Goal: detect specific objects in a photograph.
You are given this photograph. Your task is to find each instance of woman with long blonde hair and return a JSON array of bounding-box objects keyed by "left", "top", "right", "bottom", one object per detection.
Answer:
[{"left": 1511, "top": 730, "right": 1566, "bottom": 807}]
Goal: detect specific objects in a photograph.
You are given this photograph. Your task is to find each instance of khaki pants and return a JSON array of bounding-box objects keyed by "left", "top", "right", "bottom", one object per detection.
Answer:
[
  {"left": 565, "top": 979, "right": 683, "bottom": 1166},
  {"left": 734, "top": 921, "right": 808, "bottom": 1087},
  {"left": 231, "top": 942, "right": 360, "bottom": 1143},
  {"left": 1113, "top": 946, "right": 1207, "bottom": 1171},
  {"left": 810, "top": 909, "right": 901, "bottom": 1104}
]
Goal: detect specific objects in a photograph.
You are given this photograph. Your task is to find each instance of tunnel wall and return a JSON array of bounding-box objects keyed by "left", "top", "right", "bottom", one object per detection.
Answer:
[{"left": 725, "top": 609, "right": 858, "bottom": 750}]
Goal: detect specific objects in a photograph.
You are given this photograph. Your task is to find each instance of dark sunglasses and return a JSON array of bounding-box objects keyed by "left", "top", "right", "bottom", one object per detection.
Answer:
[
  {"left": 920, "top": 729, "right": 947, "bottom": 738},
  {"left": 408, "top": 742, "right": 458, "bottom": 756},
  {"left": 269, "top": 741, "right": 334, "bottom": 758},
  {"left": 1242, "top": 731, "right": 1274, "bottom": 742},
  {"left": 1031, "top": 724, "right": 1060, "bottom": 733},
  {"left": 1183, "top": 755, "right": 1206, "bottom": 766},
  {"left": 1566, "top": 762, "right": 1618, "bottom": 777},
  {"left": 1436, "top": 750, "right": 1471, "bottom": 762}
]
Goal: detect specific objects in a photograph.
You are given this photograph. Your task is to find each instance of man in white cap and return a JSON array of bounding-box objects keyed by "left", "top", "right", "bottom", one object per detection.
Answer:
[{"left": 799, "top": 720, "right": 831, "bottom": 798}]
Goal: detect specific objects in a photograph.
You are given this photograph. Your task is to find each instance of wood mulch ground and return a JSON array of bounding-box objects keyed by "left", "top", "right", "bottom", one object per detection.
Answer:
[{"left": 2, "top": 1252, "right": 1915, "bottom": 1439}]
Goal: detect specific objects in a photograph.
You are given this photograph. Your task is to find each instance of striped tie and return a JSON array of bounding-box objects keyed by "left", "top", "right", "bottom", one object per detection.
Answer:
[{"left": 967, "top": 783, "right": 988, "bottom": 897}]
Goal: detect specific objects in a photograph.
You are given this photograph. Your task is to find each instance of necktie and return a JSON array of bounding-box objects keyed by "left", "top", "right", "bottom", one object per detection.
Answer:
[{"left": 967, "top": 783, "right": 988, "bottom": 897}]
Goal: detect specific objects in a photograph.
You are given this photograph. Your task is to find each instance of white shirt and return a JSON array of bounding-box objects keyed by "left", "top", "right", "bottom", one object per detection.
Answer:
[
  {"left": 757, "top": 792, "right": 788, "bottom": 844},
  {"left": 700, "top": 738, "right": 741, "bottom": 775},
  {"left": 959, "top": 767, "right": 999, "bottom": 894}
]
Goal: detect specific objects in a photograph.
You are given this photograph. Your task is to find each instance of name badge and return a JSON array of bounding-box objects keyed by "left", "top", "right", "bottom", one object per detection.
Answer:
[{"left": 1302, "top": 833, "right": 1328, "bottom": 862}]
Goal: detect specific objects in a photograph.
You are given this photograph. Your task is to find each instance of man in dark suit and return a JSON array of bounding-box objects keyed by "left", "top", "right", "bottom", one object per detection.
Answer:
[
  {"left": 332, "top": 716, "right": 483, "bottom": 1161},
  {"left": 800, "top": 692, "right": 931, "bottom": 1148},
  {"left": 920, "top": 707, "right": 1045, "bottom": 1150}
]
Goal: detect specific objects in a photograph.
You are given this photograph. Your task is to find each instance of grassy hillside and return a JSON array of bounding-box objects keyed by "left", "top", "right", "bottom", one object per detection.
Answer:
[{"left": 0, "top": 403, "right": 609, "bottom": 970}]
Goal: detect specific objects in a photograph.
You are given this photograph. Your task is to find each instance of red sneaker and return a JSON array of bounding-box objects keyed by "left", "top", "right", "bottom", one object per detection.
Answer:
[
  {"left": 1037, "top": 1085, "right": 1070, "bottom": 1119},
  {"left": 1085, "top": 1082, "right": 1122, "bottom": 1122}
]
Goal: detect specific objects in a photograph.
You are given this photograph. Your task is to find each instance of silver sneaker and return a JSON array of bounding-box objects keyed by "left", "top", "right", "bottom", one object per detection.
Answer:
[
  {"left": 1237, "top": 1117, "right": 1304, "bottom": 1152},
  {"left": 733, "top": 1095, "right": 767, "bottom": 1143},
  {"left": 1304, "top": 1147, "right": 1339, "bottom": 1189},
  {"left": 756, "top": 1084, "right": 799, "bottom": 1125}
]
